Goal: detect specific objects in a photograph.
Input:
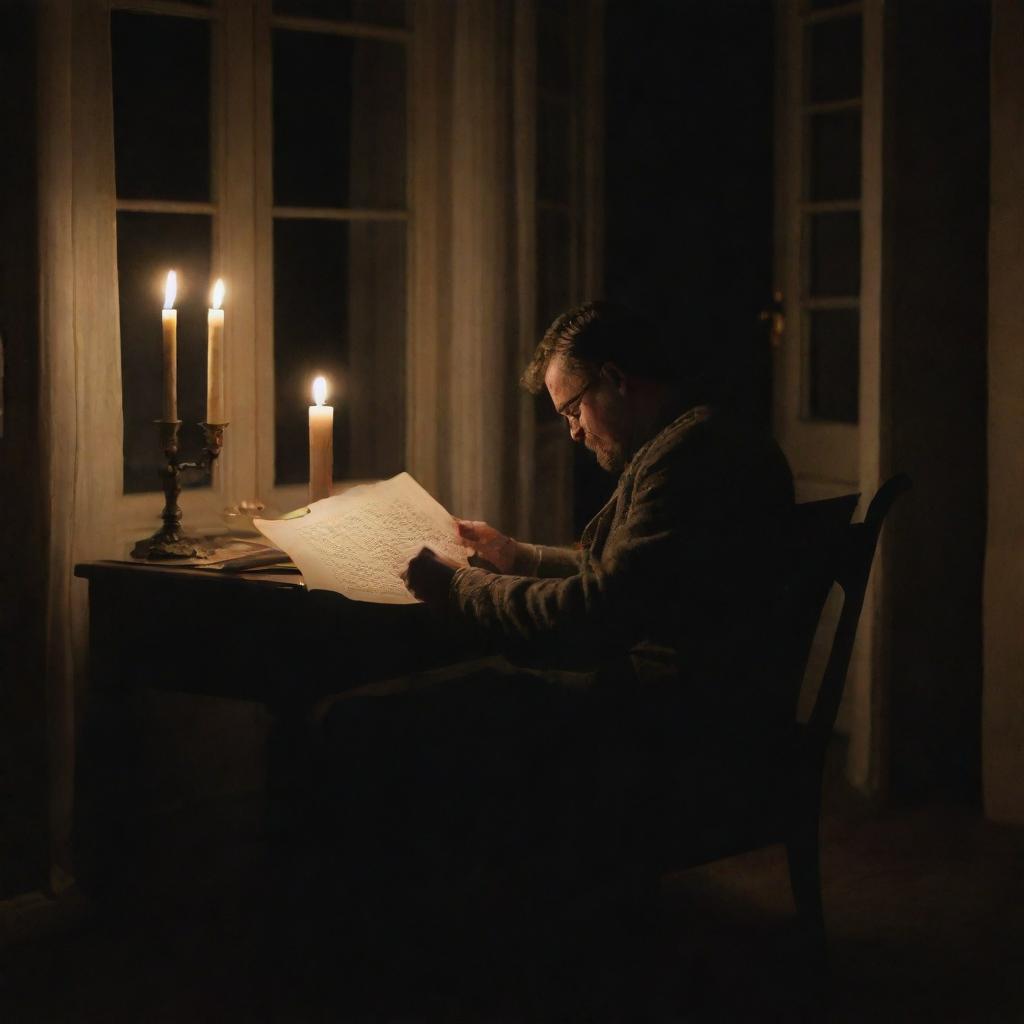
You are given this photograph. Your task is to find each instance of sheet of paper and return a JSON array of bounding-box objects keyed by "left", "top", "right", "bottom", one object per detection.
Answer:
[{"left": 253, "top": 472, "right": 468, "bottom": 604}]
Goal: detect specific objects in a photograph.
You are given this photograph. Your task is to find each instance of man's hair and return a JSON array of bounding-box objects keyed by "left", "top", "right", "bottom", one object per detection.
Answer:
[{"left": 521, "top": 300, "right": 678, "bottom": 394}]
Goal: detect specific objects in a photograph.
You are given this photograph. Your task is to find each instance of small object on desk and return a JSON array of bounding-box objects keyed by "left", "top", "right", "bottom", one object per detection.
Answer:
[
  {"left": 206, "top": 279, "right": 225, "bottom": 424},
  {"left": 308, "top": 376, "right": 333, "bottom": 503},
  {"left": 216, "top": 547, "right": 295, "bottom": 573},
  {"left": 132, "top": 272, "right": 230, "bottom": 560},
  {"left": 231, "top": 562, "right": 301, "bottom": 575},
  {"left": 162, "top": 270, "right": 177, "bottom": 422},
  {"left": 119, "top": 538, "right": 286, "bottom": 570},
  {"left": 221, "top": 499, "right": 268, "bottom": 536}
]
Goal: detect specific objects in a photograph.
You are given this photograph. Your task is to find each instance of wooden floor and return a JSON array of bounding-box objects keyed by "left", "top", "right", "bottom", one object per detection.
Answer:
[
  {"left": 664, "top": 795, "right": 1024, "bottom": 1022},
  {"left": 2, "top": 777, "right": 1022, "bottom": 1022}
]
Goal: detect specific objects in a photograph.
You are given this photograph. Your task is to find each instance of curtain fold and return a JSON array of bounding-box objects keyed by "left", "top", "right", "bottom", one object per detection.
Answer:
[
  {"left": 38, "top": 0, "right": 77, "bottom": 892},
  {"left": 38, "top": 0, "right": 122, "bottom": 889},
  {"left": 409, "top": 0, "right": 540, "bottom": 535}
]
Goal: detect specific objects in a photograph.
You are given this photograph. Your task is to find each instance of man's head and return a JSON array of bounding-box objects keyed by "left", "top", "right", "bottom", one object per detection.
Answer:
[{"left": 522, "top": 301, "right": 683, "bottom": 473}]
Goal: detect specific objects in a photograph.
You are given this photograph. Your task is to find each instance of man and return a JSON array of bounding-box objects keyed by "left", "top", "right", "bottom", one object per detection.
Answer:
[
  {"left": 403, "top": 300, "right": 794, "bottom": 714},
  {"left": 314, "top": 301, "right": 794, "bottom": 1012}
]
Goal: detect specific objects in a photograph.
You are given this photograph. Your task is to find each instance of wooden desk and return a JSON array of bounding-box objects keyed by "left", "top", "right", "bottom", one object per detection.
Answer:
[
  {"left": 74, "top": 561, "right": 462, "bottom": 707},
  {"left": 72, "top": 561, "right": 465, "bottom": 891}
]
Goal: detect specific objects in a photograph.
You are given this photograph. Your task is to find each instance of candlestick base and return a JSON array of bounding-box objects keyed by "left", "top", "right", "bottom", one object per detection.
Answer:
[{"left": 131, "top": 531, "right": 215, "bottom": 561}]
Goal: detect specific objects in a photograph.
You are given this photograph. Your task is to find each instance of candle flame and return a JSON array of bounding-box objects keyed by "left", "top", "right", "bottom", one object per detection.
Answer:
[
  {"left": 164, "top": 270, "right": 177, "bottom": 310},
  {"left": 313, "top": 376, "right": 328, "bottom": 407},
  {"left": 211, "top": 278, "right": 225, "bottom": 310}
]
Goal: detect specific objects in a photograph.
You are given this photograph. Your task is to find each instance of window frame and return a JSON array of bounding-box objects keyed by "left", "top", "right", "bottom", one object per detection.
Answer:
[
  {"left": 108, "top": 0, "right": 413, "bottom": 552},
  {"left": 110, "top": 0, "right": 235, "bottom": 554},
  {"left": 252, "top": 0, "right": 413, "bottom": 516}
]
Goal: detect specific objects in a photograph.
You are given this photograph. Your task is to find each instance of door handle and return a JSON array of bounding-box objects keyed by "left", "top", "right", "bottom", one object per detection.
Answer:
[{"left": 759, "top": 290, "right": 785, "bottom": 348}]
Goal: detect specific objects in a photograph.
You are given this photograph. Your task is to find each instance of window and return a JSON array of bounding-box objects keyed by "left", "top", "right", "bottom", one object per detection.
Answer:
[
  {"left": 106, "top": 0, "right": 600, "bottom": 549},
  {"left": 111, "top": 8, "right": 214, "bottom": 494},
  {"left": 800, "top": 4, "right": 862, "bottom": 424},
  {"left": 266, "top": 14, "right": 407, "bottom": 489},
  {"left": 109, "top": 0, "right": 409, "bottom": 526}
]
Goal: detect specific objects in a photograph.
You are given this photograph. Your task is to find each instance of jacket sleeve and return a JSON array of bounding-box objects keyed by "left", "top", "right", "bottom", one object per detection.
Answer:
[
  {"left": 513, "top": 543, "right": 583, "bottom": 578},
  {"left": 448, "top": 434, "right": 725, "bottom": 662}
]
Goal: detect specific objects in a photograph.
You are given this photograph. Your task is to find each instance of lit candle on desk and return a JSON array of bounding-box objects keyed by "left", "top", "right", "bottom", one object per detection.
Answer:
[
  {"left": 207, "top": 278, "right": 225, "bottom": 423},
  {"left": 309, "top": 375, "right": 333, "bottom": 503},
  {"left": 162, "top": 270, "right": 177, "bottom": 421}
]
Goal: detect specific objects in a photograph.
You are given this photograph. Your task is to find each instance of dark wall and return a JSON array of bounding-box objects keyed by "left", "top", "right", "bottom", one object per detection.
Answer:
[
  {"left": 882, "top": 0, "right": 989, "bottom": 801},
  {"left": 0, "top": 1, "right": 48, "bottom": 896},
  {"left": 582, "top": 0, "right": 775, "bottom": 530}
]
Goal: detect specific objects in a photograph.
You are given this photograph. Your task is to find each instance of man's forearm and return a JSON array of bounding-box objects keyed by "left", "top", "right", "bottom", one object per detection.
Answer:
[{"left": 512, "top": 542, "right": 582, "bottom": 579}]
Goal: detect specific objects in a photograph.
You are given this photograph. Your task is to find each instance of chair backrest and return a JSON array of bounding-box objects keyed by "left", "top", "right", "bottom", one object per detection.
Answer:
[
  {"left": 768, "top": 493, "right": 860, "bottom": 726},
  {"left": 766, "top": 475, "right": 910, "bottom": 753},
  {"left": 803, "top": 474, "right": 910, "bottom": 748}
]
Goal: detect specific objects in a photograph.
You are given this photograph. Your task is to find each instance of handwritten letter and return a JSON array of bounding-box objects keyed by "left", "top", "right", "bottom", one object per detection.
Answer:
[{"left": 254, "top": 473, "right": 467, "bottom": 603}]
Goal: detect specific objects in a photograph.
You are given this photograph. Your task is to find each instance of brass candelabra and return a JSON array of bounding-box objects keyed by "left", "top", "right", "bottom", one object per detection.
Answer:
[{"left": 131, "top": 419, "right": 228, "bottom": 560}]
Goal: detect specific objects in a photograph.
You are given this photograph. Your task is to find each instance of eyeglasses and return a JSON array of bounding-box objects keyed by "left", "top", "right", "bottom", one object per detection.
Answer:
[{"left": 556, "top": 380, "right": 596, "bottom": 423}]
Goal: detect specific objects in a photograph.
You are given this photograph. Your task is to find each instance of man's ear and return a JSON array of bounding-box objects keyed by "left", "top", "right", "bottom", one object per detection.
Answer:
[{"left": 601, "top": 361, "right": 627, "bottom": 394}]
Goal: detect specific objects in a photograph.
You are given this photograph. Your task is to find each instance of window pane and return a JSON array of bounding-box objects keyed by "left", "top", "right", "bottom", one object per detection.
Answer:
[
  {"left": 537, "top": 207, "right": 571, "bottom": 332},
  {"left": 117, "top": 212, "right": 212, "bottom": 493},
  {"left": 273, "top": 218, "right": 406, "bottom": 485},
  {"left": 806, "top": 17, "right": 861, "bottom": 104},
  {"left": 806, "top": 308, "right": 859, "bottom": 423},
  {"left": 111, "top": 12, "right": 210, "bottom": 202},
  {"left": 808, "top": 211, "right": 860, "bottom": 296},
  {"left": 538, "top": 95, "right": 570, "bottom": 205},
  {"left": 272, "top": 0, "right": 407, "bottom": 28},
  {"left": 273, "top": 30, "right": 406, "bottom": 208},
  {"left": 808, "top": 110, "right": 860, "bottom": 201}
]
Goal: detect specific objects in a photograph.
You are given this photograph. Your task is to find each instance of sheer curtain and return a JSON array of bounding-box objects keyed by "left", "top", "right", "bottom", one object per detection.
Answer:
[
  {"left": 408, "top": 0, "right": 543, "bottom": 536},
  {"left": 37, "top": 0, "right": 123, "bottom": 888}
]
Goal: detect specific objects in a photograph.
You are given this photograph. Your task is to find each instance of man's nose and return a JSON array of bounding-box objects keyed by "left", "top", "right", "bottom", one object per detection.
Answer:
[{"left": 569, "top": 419, "right": 585, "bottom": 443}]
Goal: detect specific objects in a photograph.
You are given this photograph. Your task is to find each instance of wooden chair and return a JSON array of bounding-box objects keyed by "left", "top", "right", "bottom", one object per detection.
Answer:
[{"left": 661, "top": 474, "right": 911, "bottom": 958}]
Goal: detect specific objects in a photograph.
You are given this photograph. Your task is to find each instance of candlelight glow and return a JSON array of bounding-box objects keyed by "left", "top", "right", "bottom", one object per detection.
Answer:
[
  {"left": 313, "top": 376, "right": 328, "bottom": 407},
  {"left": 211, "top": 278, "right": 225, "bottom": 310},
  {"left": 164, "top": 270, "right": 177, "bottom": 310}
]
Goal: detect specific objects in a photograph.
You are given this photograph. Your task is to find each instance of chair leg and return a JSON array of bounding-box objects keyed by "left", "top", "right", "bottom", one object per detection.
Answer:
[{"left": 786, "top": 814, "right": 827, "bottom": 959}]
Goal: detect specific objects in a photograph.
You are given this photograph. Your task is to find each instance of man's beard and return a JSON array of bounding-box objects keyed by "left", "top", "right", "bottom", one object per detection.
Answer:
[{"left": 588, "top": 437, "right": 626, "bottom": 474}]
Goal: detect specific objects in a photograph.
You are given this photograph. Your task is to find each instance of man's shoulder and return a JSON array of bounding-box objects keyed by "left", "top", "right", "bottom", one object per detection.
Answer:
[
  {"left": 634, "top": 404, "right": 713, "bottom": 470},
  {"left": 633, "top": 406, "right": 795, "bottom": 502}
]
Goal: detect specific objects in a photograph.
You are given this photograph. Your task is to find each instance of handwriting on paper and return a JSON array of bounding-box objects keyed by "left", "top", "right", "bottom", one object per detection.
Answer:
[{"left": 254, "top": 473, "right": 468, "bottom": 604}]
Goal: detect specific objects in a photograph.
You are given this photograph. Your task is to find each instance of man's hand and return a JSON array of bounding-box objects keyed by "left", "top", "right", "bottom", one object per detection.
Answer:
[
  {"left": 454, "top": 519, "right": 518, "bottom": 574},
  {"left": 401, "top": 547, "right": 461, "bottom": 605}
]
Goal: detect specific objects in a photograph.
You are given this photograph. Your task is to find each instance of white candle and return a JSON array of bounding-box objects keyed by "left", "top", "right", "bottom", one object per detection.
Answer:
[
  {"left": 162, "top": 270, "right": 177, "bottom": 421},
  {"left": 308, "top": 375, "right": 333, "bottom": 502},
  {"left": 207, "top": 278, "right": 225, "bottom": 423}
]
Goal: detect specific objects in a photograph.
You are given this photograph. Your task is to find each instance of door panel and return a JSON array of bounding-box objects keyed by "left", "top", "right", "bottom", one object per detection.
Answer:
[
  {"left": 774, "top": 0, "right": 867, "bottom": 495},
  {"left": 774, "top": 0, "right": 884, "bottom": 774}
]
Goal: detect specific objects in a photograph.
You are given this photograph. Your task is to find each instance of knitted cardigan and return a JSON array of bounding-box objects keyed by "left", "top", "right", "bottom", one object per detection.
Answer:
[{"left": 449, "top": 405, "right": 794, "bottom": 694}]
